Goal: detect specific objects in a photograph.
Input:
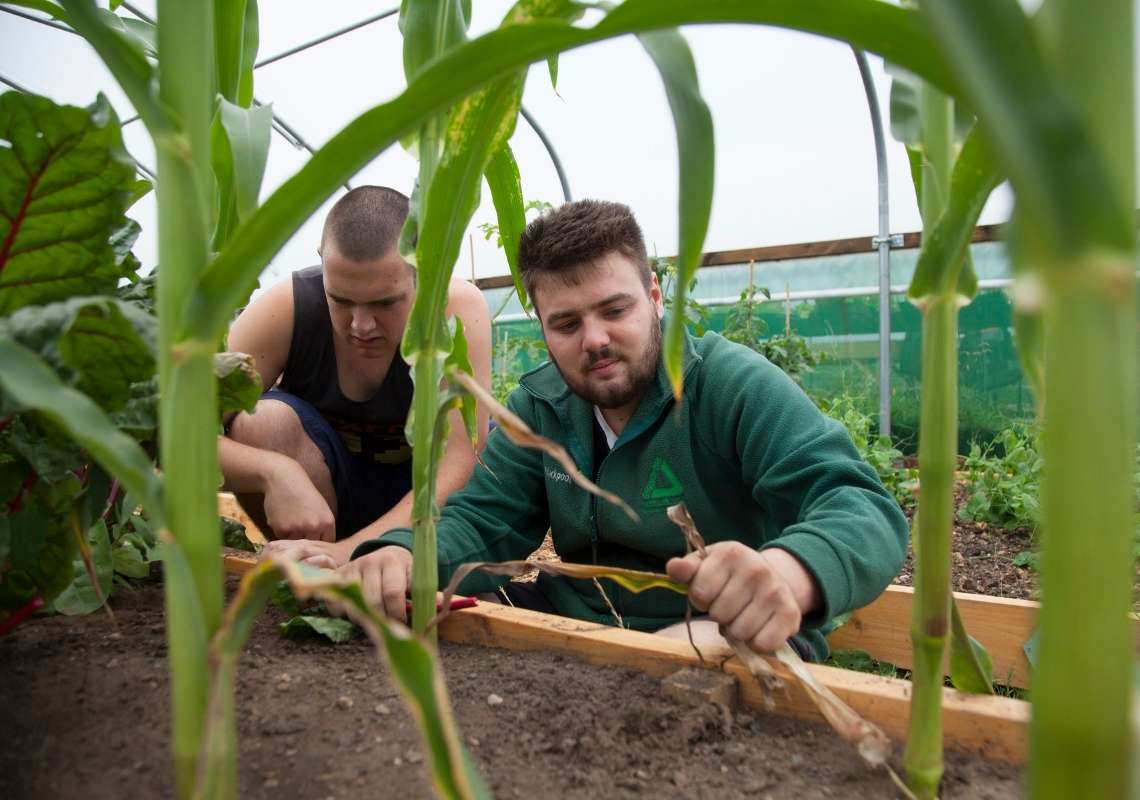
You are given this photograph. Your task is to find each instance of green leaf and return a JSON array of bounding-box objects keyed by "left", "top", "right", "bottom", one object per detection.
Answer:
[
  {"left": 917, "top": 0, "right": 1131, "bottom": 258},
  {"left": 885, "top": 61, "right": 974, "bottom": 148},
  {"left": 96, "top": 10, "right": 156, "bottom": 57},
  {"left": 279, "top": 614, "right": 359, "bottom": 643},
  {"left": 57, "top": 0, "right": 171, "bottom": 135},
  {"left": 907, "top": 126, "right": 1001, "bottom": 303},
  {"left": 0, "top": 92, "right": 141, "bottom": 314},
  {"left": 52, "top": 519, "right": 114, "bottom": 615},
  {"left": 1012, "top": 303, "right": 1045, "bottom": 413},
  {"left": 214, "top": 0, "right": 251, "bottom": 103},
  {"left": 0, "top": 475, "right": 80, "bottom": 610},
  {"left": 635, "top": 28, "right": 714, "bottom": 399},
  {"left": 443, "top": 317, "right": 478, "bottom": 454},
  {"left": 0, "top": 337, "right": 163, "bottom": 522},
  {"left": 111, "top": 530, "right": 151, "bottom": 578},
  {"left": 948, "top": 597, "right": 995, "bottom": 694},
  {"left": 237, "top": 0, "right": 260, "bottom": 106},
  {"left": 484, "top": 144, "right": 530, "bottom": 312},
  {"left": 108, "top": 378, "right": 159, "bottom": 439},
  {"left": 404, "top": 72, "right": 525, "bottom": 365},
  {"left": 1, "top": 414, "right": 84, "bottom": 482},
  {"left": 268, "top": 557, "right": 491, "bottom": 799},
  {"left": 211, "top": 98, "right": 273, "bottom": 249},
  {"left": 400, "top": 0, "right": 470, "bottom": 82},
  {"left": 0, "top": 297, "right": 156, "bottom": 412},
  {"left": 215, "top": 351, "right": 262, "bottom": 417},
  {"left": 191, "top": 0, "right": 950, "bottom": 340},
  {"left": 3, "top": 1, "right": 69, "bottom": 22}
]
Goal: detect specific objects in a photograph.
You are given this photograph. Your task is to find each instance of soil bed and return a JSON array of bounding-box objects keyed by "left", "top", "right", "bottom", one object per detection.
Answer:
[{"left": 0, "top": 578, "right": 1020, "bottom": 799}]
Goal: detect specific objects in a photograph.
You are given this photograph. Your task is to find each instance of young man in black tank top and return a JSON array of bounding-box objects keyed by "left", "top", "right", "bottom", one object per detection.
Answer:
[{"left": 219, "top": 186, "right": 491, "bottom": 568}]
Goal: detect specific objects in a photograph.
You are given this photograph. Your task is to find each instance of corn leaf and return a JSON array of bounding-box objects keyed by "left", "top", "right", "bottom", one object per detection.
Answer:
[
  {"left": 192, "top": 0, "right": 949, "bottom": 340},
  {"left": 279, "top": 614, "right": 358, "bottom": 643},
  {"left": 442, "top": 317, "right": 478, "bottom": 454},
  {"left": 906, "top": 126, "right": 1000, "bottom": 303},
  {"left": 58, "top": 0, "right": 171, "bottom": 135},
  {"left": 0, "top": 92, "right": 141, "bottom": 314},
  {"left": 214, "top": 0, "right": 250, "bottom": 104},
  {"left": 449, "top": 369, "right": 638, "bottom": 522},
  {"left": 4, "top": 1, "right": 68, "bottom": 21},
  {"left": 917, "top": 0, "right": 1130, "bottom": 257},
  {"left": 484, "top": 144, "right": 530, "bottom": 312},
  {"left": 635, "top": 28, "right": 714, "bottom": 400},
  {"left": 947, "top": 597, "right": 995, "bottom": 694},
  {"left": 210, "top": 97, "right": 273, "bottom": 248},
  {"left": 400, "top": 0, "right": 470, "bottom": 82},
  {"left": 0, "top": 337, "right": 163, "bottom": 520}
]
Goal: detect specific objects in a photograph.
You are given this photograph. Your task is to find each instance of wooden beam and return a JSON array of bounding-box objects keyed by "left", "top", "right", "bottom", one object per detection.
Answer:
[
  {"left": 472, "top": 224, "right": 1006, "bottom": 289},
  {"left": 827, "top": 585, "right": 1039, "bottom": 689},
  {"left": 218, "top": 492, "right": 268, "bottom": 546},
  {"left": 436, "top": 601, "right": 1028, "bottom": 763}
]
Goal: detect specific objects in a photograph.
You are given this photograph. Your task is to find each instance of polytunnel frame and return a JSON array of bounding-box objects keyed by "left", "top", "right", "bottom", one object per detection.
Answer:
[{"left": 0, "top": 4, "right": 899, "bottom": 435}]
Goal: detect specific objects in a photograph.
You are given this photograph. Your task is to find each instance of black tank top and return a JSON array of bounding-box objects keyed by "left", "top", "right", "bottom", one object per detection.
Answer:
[{"left": 278, "top": 266, "right": 414, "bottom": 465}]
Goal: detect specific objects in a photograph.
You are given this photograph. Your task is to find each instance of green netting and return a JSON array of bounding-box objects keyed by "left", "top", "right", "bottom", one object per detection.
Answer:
[{"left": 483, "top": 240, "right": 1124, "bottom": 453}]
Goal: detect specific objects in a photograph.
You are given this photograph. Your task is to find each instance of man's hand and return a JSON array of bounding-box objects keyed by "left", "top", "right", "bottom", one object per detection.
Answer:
[
  {"left": 665, "top": 542, "right": 820, "bottom": 654},
  {"left": 261, "top": 458, "right": 336, "bottom": 542},
  {"left": 264, "top": 538, "right": 351, "bottom": 569},
  {"left": 333, "top": 546, "right": 413, "bottom": 622}
]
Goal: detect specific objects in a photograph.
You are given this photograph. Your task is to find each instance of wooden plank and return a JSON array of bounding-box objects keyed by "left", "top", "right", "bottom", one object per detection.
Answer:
[
  {"left": 827, "top": 585, "right": 1039, "bottom": 689},
  {"left": 224, "top": 549, "right": 259, "bottom": 575},
  {"left": 436, "top": 601, "right": 1028, "bottom": 763}
]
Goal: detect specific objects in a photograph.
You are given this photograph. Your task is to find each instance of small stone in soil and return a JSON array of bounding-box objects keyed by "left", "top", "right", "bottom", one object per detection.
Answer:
[
  {"left": 487, "top": 692, "right": 504, "bottom": 706},
  {"left": 405, "top": 750, "right": 423, "bottom": 764},
  {"left": 374, "top": 702, "right": 391, "bottom": 715},
  {"left": 336, "top": 695, "right": 353, "bottom": 709}
]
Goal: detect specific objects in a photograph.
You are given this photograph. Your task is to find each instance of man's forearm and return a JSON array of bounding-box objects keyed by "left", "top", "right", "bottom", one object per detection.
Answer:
[{"left": 218, "top": 434, "right": 294, "bottom": 493}]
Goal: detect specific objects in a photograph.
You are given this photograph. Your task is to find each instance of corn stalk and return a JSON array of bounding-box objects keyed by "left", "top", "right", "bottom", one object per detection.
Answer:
[{"left": 916, "top": 1, "right": 1136, "bottom": 797}]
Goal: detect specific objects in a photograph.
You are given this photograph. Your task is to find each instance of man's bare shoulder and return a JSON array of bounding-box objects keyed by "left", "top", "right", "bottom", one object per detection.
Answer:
[
  {"left": 446, "top": 277, "right": 488, "bottom": 311},
  {"left": 227, "top": 274, "right": 298, "bottom": 388}
]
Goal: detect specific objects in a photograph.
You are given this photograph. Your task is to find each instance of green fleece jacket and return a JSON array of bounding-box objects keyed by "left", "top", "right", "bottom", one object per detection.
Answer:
[{"left": 353, "top": 329, "right": 908, "bottom": 660}]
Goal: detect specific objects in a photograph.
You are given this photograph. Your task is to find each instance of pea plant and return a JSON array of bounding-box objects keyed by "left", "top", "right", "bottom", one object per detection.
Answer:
[{"left": 2, "top": 1, "right": 1132, "bottom": 799}]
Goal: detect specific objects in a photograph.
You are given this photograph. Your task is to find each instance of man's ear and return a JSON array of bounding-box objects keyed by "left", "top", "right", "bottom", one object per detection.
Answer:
[{"left": 649, "top": 272, "right": 665, "bottom": 319}]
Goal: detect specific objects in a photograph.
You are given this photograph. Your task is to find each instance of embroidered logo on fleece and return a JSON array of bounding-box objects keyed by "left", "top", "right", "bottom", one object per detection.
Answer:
[{"left": 641, "top": 457, "right": 684, "bottom": 510}]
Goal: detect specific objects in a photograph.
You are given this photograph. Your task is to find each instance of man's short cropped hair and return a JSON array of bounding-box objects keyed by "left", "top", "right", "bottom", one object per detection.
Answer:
[
  {"left": 518, "top": 199, "right": 651, "bottom": 306},
  {"left": 321, "top": 185, "right": 409, "bottom": 262}
]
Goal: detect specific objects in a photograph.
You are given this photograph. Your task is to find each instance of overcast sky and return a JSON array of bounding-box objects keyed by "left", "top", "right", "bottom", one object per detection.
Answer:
[{"left": 0, "top": 1, "right": 1041, "bottom": 289}]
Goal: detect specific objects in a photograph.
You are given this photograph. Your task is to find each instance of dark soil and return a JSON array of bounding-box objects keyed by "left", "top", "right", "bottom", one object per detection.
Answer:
[
  {"left": 0, "top": 578, "right": 1021, "bottom": 799},
  {"left": 888, "top": 482, "right": 1036, "bottom": 600}
]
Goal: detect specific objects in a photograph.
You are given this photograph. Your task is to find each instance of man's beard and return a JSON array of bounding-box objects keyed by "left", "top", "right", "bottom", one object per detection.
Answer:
[{"left": 550, "top": 317, "right": 661, "bottom": 410}]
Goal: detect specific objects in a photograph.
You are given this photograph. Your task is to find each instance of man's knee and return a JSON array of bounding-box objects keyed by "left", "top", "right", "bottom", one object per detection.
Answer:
[{"left": 228, "top": 398, "right": 306, "bottom": 453}]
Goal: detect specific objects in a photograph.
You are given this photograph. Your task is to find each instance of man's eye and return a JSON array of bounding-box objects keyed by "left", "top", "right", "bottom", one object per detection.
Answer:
[
  {"left": 553, "top": 321, "right": 579, "bottom": 333},
  {"left": 604, "top": 306, "right": 627, "bottom": 318}
]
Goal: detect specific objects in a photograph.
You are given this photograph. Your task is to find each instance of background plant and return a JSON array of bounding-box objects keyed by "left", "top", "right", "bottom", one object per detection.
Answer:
[{"left": 961, "top": 424, "right": 1042, "bottom": 531}]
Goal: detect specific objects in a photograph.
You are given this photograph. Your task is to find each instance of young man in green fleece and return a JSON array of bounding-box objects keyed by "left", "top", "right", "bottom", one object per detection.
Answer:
[{"left": 338, "top": 199, "right": 908, "bottom": 660}]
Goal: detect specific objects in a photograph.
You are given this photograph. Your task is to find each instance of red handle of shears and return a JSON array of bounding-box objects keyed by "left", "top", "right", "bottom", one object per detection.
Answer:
[{"left": 404, "top": 596, "right": 478, "bottom": 614}]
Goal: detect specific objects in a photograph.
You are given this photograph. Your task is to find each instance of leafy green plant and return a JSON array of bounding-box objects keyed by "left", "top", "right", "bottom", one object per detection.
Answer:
[
  {"left": 651, "top": 255, "right": 708, "bottom": 335},
  {"left": 492, "top": 332, "right": 547, "bottom": 406},
  {"left": 961, "top": 425, "right": 1043, "bottom": 530},
  {"left": 720, "top": 272, "right": 822, "bottom": 386},
  {"left": 819, "top": 394, "right": 916, "bottom": 511}
]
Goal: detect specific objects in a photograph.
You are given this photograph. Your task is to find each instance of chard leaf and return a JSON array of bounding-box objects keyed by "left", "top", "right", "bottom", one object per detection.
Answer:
[
  {"left": 279, "top": 614, "right": 358, "bottom": 643},
  {"left": 0, "top": 337, "right": 163, "bottom": 521},
  {"left": 0, "top": 92, "right": 140, "bottom": 314},
  {"left": 0, "top": 297, "right": 156, "bottom": 412},
  {"left": 51, "top": 518, "right": 114, "bottom": 616},
  {"left": 215, "top": 351, "right": 262, "bottom": 417},
  {"left": 0, "top": 475, "right": 80, "bottom": 610}
]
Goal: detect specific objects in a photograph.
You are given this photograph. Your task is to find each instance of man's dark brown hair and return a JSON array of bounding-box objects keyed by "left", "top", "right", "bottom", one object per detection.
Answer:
[
  {"left": 321, "top": 185, "right": 409, "bottom": 262},
  {"left": 518, "top": 199, "right": 650, "bottom": 308}
]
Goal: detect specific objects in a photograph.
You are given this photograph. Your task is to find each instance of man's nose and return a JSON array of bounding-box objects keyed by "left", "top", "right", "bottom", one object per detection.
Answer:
[
  {"left": 351, "top": 307, "right": 376, "bottom": 332},
  {"left": 581, "top": 316, "right": 610, "bottom": 352}
]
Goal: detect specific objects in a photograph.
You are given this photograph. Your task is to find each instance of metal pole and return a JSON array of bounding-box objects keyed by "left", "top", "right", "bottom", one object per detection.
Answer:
[
  {"left": 852, "top": 48, "right": 896, "bottom": 439},
  {"left": 253, "top": 8, "right": 400, "bottom": 70},
  {"left": 520, "top": 105, "right": 572, "bottom": 202}
]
